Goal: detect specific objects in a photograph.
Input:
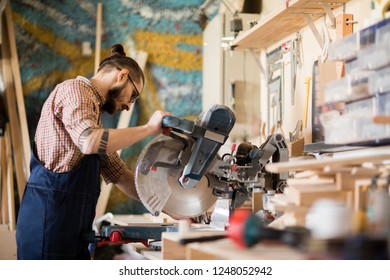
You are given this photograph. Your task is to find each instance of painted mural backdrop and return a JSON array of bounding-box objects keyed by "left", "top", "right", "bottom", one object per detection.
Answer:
[{"left": 10, "top": 0, "right": 219, "bottom": 214}]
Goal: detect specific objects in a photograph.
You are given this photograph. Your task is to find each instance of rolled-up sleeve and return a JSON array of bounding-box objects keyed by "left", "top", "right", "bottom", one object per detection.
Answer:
[
  {"left": 101, "top": 152, "right": 127, "bottom": 184},
  {"left": 60, "top": 81, "right": 100, "bottom": 147}
]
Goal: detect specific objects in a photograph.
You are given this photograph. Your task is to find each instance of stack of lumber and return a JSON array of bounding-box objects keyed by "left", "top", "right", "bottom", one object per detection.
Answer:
[
  {"left": 265, "top": 151, "right": 390, "bottom": 228},
  {"left": 0, "top": 123, "right": 17, "bottom": 259},
  {"left": 0, "top": 0, "right": 30, "bottom": 259}
]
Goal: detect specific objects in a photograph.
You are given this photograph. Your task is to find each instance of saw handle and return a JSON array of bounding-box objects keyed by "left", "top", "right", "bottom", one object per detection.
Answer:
[{"left": 162, "top": 116, "right": 194, "bottom": 134}]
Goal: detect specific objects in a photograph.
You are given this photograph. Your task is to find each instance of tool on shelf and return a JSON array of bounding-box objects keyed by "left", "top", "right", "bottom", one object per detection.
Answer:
[
  {"left": 290, "top": 32, "right": 303, "bottom": 106},
  {"left": 289, "top": 120, "right": 303, "bottom": 142},
  {"left": 303, "top": 76, "right": 312, "bottom": 129}
]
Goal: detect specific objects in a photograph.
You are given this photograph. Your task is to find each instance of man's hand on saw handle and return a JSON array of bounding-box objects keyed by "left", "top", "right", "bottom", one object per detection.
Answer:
[{"left": 146, "top": 110, "right": 173, "bottom": 134}]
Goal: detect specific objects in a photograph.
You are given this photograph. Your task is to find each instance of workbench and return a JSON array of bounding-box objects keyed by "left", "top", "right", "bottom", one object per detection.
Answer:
[
  {"left": 104, "top": 214, "right": 301, "bottom": 260},
  {"left": 161, "top": 231, "right": 306, "bottom": 260}
]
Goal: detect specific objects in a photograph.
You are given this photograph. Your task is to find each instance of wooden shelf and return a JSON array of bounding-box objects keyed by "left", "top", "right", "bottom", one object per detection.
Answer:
[
  {"left": 265, "top": 152, "right": 390, "bottom": 173},
  {"left": 232, "top": 0, "right": 350, "bottom": 50}
]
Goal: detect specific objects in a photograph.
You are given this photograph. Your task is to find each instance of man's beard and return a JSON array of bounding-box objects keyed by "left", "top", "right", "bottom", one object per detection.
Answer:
[{"left": 102, "top": 84, "right": 125, "bottom": 114}]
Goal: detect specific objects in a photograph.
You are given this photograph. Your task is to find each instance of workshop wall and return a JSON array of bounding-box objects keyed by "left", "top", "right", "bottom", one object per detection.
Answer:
[
  {"left": 258, "top": 0, "right": 372, "bottom": 144},
  {"left": 10, "top": 0, "right": 219, "bottom": 214}
]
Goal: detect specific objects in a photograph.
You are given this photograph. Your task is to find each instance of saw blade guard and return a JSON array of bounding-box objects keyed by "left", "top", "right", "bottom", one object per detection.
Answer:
[
  {"left": 135, "top": 136, "right": 218, "bottom": 219},
  {"left": 135, "top": 104, "right": 236, "bottom": 219}
]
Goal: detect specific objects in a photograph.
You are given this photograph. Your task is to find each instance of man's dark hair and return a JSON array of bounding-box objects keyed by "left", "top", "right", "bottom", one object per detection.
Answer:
[{"left": 97, "top": 44, "right": 145, "bottom": 86}]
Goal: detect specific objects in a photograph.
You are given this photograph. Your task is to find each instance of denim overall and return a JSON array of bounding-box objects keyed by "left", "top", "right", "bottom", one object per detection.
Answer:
[{"left": 16, "top": 150, "right": 101, "bottom": 259}]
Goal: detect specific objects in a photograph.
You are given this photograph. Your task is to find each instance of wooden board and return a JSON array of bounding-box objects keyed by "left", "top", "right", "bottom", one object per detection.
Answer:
[
  {"left": 0, "top": 124, "right": 15, "bottom": 227},
  {"left": 294, "top": 170, "right": 335, "bottom": 178},
  {"left": 284, "top": 184, "right": 350, "bottom": 207},
  {"left": 124, "top": 243, "right": 161, "bottom": 260},
  {"left": 4, "top": 124, "right": 15, "bottom": 230},
  {"left": 373, "top": 115, "right": 390, "bottom": 124},
  {"left": 0, "top": 137, "right": 6, "bottom": 224},
  {"left": 162, "top": 233, "right": 188, "bottom": 260},
  {"left": 266, "top": 153, "right": 390, "bottom": 173},
  {"left": 161, "top": 230, "right": 223, "bottom": 260},
  {"left": 287, "top": 177, "right": 335, "bottom": 185},
  {"left": 232, "top": 0, "right": 350, "bottom": 50},
  {"left": 252, "top": 191, "right": 263, "bottom": 213},
  {"left": 268, "top": 211, "right": 308, "bottom": 229},
  {"left": 94, "top": 2, "right": 102, "bottom": 74},
  {"left": 1, "top": 7, "right": 27, "bottom": 201},
  {"left": 5, "top": 1, "right": 31, "bottom": 177},
  {"left": 0, "top": 229, "right": 16, "bottom": 260},
  {"left": 141, "top": 250, "right": 162, "bottom": 260},
  {"left": 186, "top": 238, "right": 306, "bottom": 260}
]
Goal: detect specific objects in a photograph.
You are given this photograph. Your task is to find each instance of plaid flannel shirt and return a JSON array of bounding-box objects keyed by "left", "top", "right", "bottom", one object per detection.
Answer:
[{"left": 34, "top": 76, "right": 127, "bottom": 184}]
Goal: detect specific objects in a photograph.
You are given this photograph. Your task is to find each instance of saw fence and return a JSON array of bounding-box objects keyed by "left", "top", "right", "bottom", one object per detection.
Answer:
[{"left": 0, "top": 0, "right": 31, "bottom": 260}]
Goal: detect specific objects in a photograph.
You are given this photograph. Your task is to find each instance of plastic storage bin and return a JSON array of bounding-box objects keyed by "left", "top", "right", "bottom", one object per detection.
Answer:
[
  {"left": 357, "top": 38, "right": 390, "bottom": 71},
  {"left": 376, "top": 92, "right": 390, "bottom": 115},
  {"left": 324, "top": 73, "right": 373, "bottom": 104},
  {"left": 368, "top": 66, "right": 390, "bottom": 95},
  {"left": 328, "top": 32, "right": 358, "bottom": 61},
  {"left": 324, "top": 77, "right": 348, "bottom": 103}
]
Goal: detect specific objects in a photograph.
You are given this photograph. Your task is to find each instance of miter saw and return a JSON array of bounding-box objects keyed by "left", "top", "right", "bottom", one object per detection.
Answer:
[{"left": 135, "top": 104, "right": 289, "bottom": 221}]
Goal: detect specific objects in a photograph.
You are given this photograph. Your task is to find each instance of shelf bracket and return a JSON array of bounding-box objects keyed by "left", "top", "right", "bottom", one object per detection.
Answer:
[
  {"left": 304, "top": 14, "right": 325, "bottom": 49},
  {"left": 303, "top": 2, "right": 339, "bottom": 49},
  {"left": 321, "top": 2, "right": 336, "bottom": 28},
  {"left": 308, "top": 2, "right": 338, "bottom": 28},
  {"left": 249, "top": 49, "right": 266, "bottom": 78}
]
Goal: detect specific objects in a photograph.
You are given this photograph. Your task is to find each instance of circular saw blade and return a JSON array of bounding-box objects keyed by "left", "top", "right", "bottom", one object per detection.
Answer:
[{"left": 135, "top": 135, "right": 217, "bottom": 219}]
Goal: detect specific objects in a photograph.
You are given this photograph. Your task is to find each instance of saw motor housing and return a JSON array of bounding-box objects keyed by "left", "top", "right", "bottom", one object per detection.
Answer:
[
  {"left": 207, "top": 133, "right": 289, "bottom": 210},
  {"left": 161, "top": 104, "right": 236, "bottom": 189}
]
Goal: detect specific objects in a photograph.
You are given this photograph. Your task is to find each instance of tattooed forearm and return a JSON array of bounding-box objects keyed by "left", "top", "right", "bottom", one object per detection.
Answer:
[
  {"left": 98, "top": 129, "right": 109, "bottom": 154},
  {"left": 79, "top": 128, "right": 109, "bottom": 154}
]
